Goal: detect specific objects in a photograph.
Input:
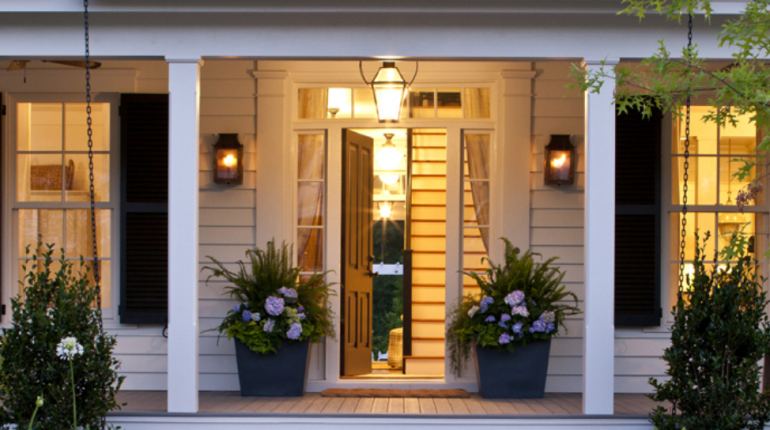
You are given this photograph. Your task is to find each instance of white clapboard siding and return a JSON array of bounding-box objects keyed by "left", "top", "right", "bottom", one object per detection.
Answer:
[{"left": 530, "top": 62, "right": 672, "bottom": 393}]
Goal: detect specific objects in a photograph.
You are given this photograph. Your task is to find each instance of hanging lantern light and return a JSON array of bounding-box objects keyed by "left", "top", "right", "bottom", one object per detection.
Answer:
[
  {"left": 375, "top": 133, "right": 404, "bottom": 186},
  {"left": 213, "top": 133, "right": 244, "bottom": 185},
  {"left": 360, "top": 60, "right": 418, "bottom": 123},
  {"left": 544, "top": 134, "right": 576, "bottom": 186},
  {"left": 378, "top": 201, "right": 393, "bottom": 219}
]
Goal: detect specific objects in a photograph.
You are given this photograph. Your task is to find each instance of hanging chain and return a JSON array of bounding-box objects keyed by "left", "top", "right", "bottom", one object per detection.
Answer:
[
  {"left": 84, "top": 0, "right": 103, "bottom": 329},
  {"left": 678, "top": 13, "right": 693, "bottom": 295}
]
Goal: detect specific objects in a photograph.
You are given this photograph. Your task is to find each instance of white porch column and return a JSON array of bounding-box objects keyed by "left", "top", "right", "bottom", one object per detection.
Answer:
[
  {"left": 166, "top": 57, "right": 202, "bottom": 413},
  {"left": 582, "top": 59, "right": 617, "bottom": 415}
]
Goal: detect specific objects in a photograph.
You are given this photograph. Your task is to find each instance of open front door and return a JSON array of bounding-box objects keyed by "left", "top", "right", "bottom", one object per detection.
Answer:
[{"left": 341, "top": 130, "right": 375, "bottom": 376}]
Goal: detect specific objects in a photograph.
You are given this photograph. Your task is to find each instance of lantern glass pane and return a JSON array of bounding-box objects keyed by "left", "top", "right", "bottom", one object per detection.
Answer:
[
  {"left": 437, "top": 88, "right": 462, "bottom": 119},
  {"left": 547, "top": 150, "right": 572, "bottom": 182},
  {"left": 327, "top": 88, "right": 352, "bottom": 119},
  {"left": 373, "top": 83, "right": 406, "bottom": 122},
  {"left": 353, "top": 88, "right": 377, "bottom": 119},
  {"left": 410, "top": 90, "right": 434, "bottom": 119},
  {"left": 215, "top": 148, "right": 239, "bottom": 181}
]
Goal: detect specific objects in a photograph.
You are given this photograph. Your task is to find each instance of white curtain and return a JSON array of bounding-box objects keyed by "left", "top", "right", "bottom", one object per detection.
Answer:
[
  {"left": 465, "top": 134, "right": 491, "bottom": 253},
  {"left": 297, "top": 135, "right": 325, "bottom": 271}
]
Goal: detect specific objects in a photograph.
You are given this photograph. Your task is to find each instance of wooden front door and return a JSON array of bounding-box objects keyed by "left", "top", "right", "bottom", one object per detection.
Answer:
[{"left": 341, "top": 130, "right": 375, "bottom": 376}]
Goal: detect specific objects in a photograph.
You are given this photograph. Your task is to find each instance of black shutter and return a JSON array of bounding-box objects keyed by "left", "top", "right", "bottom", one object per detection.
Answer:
[
  {"left": 615, "top": 107, "right": 663, "bottom": 326},
  {"left": 119, "top": 94, "right": 169, "bottom": 324}
]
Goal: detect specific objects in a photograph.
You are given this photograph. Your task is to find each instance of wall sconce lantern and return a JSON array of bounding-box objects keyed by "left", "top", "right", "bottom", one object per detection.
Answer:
[
  {"left": 544, "top": 135, "right": 575, "bottom": 186},
  {"left": 213, "top": 133, "right": 244, "bottom": 185},
  {"left": 360, "top": 61, "right": 418, "bottom": 123}
]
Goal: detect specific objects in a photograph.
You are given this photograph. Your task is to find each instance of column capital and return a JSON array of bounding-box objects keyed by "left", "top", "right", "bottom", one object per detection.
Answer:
[
  {"left": 166, "top": 57, "right": 204, "bottom": 66},
  {"left": 582, "top": 58, "right": 620, "bottom": 68}
]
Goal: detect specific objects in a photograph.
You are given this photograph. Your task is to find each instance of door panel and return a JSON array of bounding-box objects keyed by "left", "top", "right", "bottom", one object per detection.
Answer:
[{"left": 341, "top": 130, "right": 374, "bottom": 376}]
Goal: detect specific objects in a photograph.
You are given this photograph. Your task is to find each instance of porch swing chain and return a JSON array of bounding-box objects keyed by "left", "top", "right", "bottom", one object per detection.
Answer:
[
  {"left": 83, "top": 0, "right": 103, "bottom": 329},
  {"left": 678, "top": 13, "right": 693, "bottom": 296}
]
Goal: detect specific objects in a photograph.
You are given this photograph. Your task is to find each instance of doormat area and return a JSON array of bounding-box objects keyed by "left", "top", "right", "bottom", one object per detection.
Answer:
[{"left": 321, "top": 388, "right": 471, "bottom": 398}]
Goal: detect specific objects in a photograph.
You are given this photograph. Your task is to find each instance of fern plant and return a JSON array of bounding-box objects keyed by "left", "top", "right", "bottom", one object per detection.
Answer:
[
  {"left": 204, "top": 240, "right": 336, "bottom": 355},
  {"left": 446, "top": 238, "right": 581, "bottom": 376}
]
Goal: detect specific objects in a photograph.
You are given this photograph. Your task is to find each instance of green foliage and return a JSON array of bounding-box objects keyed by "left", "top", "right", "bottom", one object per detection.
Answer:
[
  {"left": 0, "top": 242, "right": 123, "bottom": 430},
  {"left": 446, "top": 238, "right": 581, "bottom": 376},
  {"left": 204, "top": 240, "right": 336, "bottom": 355},
  {"left": 373, "top": 220, "right": 405, "bottom": 264},
  {"left": 570, "top": 0, "right": 770, "bottom": 203},
  {"left": 372, "top": 276, "right": 403, "bottom": 357},
  {"left": 650, "top": 231, "right": 770, "bottom": 430}
]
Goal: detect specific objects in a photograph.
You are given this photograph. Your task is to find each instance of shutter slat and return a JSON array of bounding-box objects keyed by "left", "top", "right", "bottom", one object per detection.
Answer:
[
  {"left": 119, "top": 94, "right": 169, "bottom": 325},
  {"left": 615, "top": 107, "right": 662, "bottom": 327}
]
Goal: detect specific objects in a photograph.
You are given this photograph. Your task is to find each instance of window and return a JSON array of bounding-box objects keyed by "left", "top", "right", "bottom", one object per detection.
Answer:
[
  {"left": 462, "top": 132, "right": 492, "bottom": 295},
  {"left": 667, "top": 107, "right": 765, "bottom": 307},
  {"left": 296, "top": 133, "right": 326, "bottom": 273},
  {"left": 12, "top": 99, "right": 116, "bottom": 312}
]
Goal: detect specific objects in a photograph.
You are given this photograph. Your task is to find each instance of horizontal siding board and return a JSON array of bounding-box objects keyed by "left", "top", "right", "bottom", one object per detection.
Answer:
[
  {"left": 531, "top": 191, "right": 584, "bottom": 209},
  {"left": 199, "top": 227, "right": 255, "bottom": 245},
  {"left": 533, "top": 98, "right": 584, "bottom": 118},
  {"left": 200, "top": 79, "right": 256, "bottom": 98},
  {"left": 199, "top": 245, "right": 252, "bottom": 263},
  {"left": 199, "top": 208, "right": 255, "bottom": 227},
  {"left": 531, "top": 209, "right": 584, "bottom": 227},
  {"left": 199, "top": 190, "right": 256, "bottom": 208},
  {"left": 533, "top": 79, "right": 583, "bottom": 99},
  {"left": 200, "top": 115, "right": 255, "bottom": 134},
  {"left": 530, "top": 227, "right": 584, "bottom": 246}
]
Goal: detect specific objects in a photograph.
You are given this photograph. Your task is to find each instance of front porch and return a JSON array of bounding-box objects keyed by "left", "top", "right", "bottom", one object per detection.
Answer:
[{"left": 108, "top": 391, "right": 668, "bottom": 429}]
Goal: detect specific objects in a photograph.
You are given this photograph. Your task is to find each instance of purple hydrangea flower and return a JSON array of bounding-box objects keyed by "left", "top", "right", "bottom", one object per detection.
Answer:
[
  {"left": 499, "top": 333, "right": 513, "bottom": 345},
  {"left": 532, "top": 319, "right": 547, "bottom": 333},
  {"left": 546, "top": 322, "right": 555, "bottom": 333},
  {"left": 511, "top": 305, "right": 529, "bottom": 317},
  {"left": 480, "top": 296, "right": 494, "bottom": 313},
  {"left": 500, "top": 313, "right": 511, "bottom": 323},
  {"left": 287, "top": 322, "right": 303, "bottom": 340},
  {"left": 232, "top": 304, "right": 241, "bottom": 313},
  {"left": 540, "top": 311, "right": 555, "bottom": 323},
  {"left": 242, "top": 310, "right": 253, "bottom": 322},
  {"left": 468, "top": 306, "right": 480, "bottom": 318},
  {"left": 512, "top": 322, "right": 523, "bottom": 334},
  {"left": 278, "top": 286, "right": 299, "bottom": 300},
  {"left": 265, "top": 296, "right": 285, "bottom": 316},
  {"left": 498, "top": 321, "right": 509, "bottom": 329},
  {"left": 263, "top": 318, "right": 275, "bottom": 333},
  {"left": 243, "top": 303, "right": 249, "bottom": 309},
  {"left": 485, "top": 315, "right": 496, "bottom": 323},
  {"left": 298, "top": 313, "right": 306, "bottom": 321},
  {"left": 298, "top": 306, "right": 305, "bottom": 313},
  {"left": 504, "top": 290, "right": 525, "bottom": 306}
]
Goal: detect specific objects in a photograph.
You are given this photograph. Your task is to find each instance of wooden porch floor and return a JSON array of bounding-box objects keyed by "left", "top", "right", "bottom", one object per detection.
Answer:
[{"left": 113, "top": 391, "right": 669, "bottom": 416}]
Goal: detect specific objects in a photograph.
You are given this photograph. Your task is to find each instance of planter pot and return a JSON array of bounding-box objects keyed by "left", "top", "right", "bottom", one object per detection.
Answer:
[
  {"left": 234, "top": 338, "right": 310, "bottom": 397},
  {"left": 474, "top": 339, "right": 551, "bottom": 399}
]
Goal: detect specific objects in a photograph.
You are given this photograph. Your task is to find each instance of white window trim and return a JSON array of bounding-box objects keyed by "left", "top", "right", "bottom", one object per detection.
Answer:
[{"left": 2, "top": 93, "right": 121, "bottom": 325}]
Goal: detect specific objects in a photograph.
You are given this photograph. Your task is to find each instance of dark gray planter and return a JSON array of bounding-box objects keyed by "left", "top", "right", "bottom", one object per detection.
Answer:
[
  {"left": 234, "top": 338, "right": 310, "bottom": 397},
  {"left": 474, "top": 339, "right": 551, "bottom": 399}
]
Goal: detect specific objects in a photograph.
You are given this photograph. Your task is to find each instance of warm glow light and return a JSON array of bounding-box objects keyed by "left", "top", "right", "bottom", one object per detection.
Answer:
[
  {"left": 551, "top": 153, "right": 566, "bottom": 168},
  {"left": 379, "top": 174, "right": 400, "bottom": 185},
  {"left": 375, "top": 133, "right": 404, "bottom": 170},
  {"left": 379, "top": 202, "right": 392, "bottom": 219},
  {"left": 223, "top": 154, "right": 237, "bottom": 167},
  {"left": 370, "top": 62, "right": 408, "bottom": 123}
]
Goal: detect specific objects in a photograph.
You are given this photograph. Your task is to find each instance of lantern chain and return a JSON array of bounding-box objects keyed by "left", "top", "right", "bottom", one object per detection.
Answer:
[
  {"left": 84, "top": 0, "right": 103, "bottom": 329},
  {"left": 678, "top": 14, "right": 693, "bottom": 295}
]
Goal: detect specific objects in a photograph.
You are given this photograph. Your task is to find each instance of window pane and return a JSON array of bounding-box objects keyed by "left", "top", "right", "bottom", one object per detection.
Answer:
[
  {"left": 353, "top": 88, "right": 377, "bottom": 119},
  {"left": 326, "top": 88, "right": 351, "bottom": 119},
  {"left": 298, "top": 135, "right": 324, "bottom": 180},
  {"left": 720, "top": 156, "right": 755, "bottom": 206},
  {"left": 298, "top": 88, "right": 325, "bottom": 119},
  {"left": 64, "top": 154, "right": 109, "bottom": 202},
  {"left": 675, "top": 106, "right": 717, "bottom": 154},
  {"left": 17, "top": 103, "right": 62, "bottom": 152},
  {"left": 298, "top": 183, "right": 324, "bottom": 226},
  {"left": 716, "top": 212, "right": 755, "bottom": 257},
  {"left": 437, "top": 88, "right": 462, "bottom": 119},
  {"left": 19, "top": 209, "right": 64, "bottom": 257},
  {"left": 297, "top": 228, "right": 323, "bottom": 272},
  {"left": 66, "top": 209, "right": 111, "bottom": 259},
  {"left": 672, "top": 156, "right": 717, "bottom": 205},
  {"left": 410, "top": 90, "right": 434, "bottom": 119},
  {"left": 64, "top": 103, "right": 110, "bottom": 151},
  {"left": 17, "top": 153, "right": 64, "bottom": 202},
  {"left": 464, "top": 134, "right": 490, "bottom": 179},
  {"left": 464, "top": 88, "right": 491, "bottom": 119},
  {"left": 673, "top": 212, "right": 716, "bottom": 261}
]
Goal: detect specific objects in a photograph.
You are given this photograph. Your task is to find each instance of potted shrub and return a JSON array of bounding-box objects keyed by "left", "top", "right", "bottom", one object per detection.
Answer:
[
  {"left": 650, "top": 231, "right": 770, "bottom": 430},
  {"left": 205, "top": 240, "right": 335, "bottom": 397},
  {"left": 447, "top": 239, "right": 581, "bottom": 398}
]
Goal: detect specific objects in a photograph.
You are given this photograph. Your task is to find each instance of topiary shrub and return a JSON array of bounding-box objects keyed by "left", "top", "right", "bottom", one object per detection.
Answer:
[
  {"left": 650, "top": 232, "right": 770, "bottom": 430},
  {"left": 0, "top": 242, "right": 123, "bottom": 429}
]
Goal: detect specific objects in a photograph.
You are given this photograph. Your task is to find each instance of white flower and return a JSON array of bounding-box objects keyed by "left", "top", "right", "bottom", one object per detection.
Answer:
[
  {"left": 251, "top": 312, "right": 261, "bottom": 322},
  {"left": 467, "top": 306, "right": 480, "bottom": 318},
  {"left": 56, "top": 336, "right": 83, "bottom": 360}
]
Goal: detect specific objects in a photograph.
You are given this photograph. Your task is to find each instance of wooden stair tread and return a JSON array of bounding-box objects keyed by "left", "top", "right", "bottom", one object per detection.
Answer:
[
  {"left": 412, "top": 284, "right": 446, "bottom": 287},
  {"left": 413, "top": 337, "right": 445, "bottom": 341},
  {"left": 412, "top": 318, "right": 446, "bottom": 322},
  {"left": 404, "top": 356, "right": 445, "bottom": 359},
  {"left": 412, "top": 301, "right": 445, "bottom": 305}
]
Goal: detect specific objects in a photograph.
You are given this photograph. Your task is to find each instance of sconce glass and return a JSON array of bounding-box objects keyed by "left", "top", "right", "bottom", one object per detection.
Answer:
[
  {"left": 213, "top": 133, "right": 244, "bottom": 185},
  {"left": 544, "top": 135, "right": 575, "bottom": 186},
  {"left": 360, "top": 61, "right": 418, "bottom": 123}
]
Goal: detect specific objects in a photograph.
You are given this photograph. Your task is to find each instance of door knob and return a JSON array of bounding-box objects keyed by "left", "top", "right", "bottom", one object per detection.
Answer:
[{"left": 366, "top": 255, "right": 379, "bottom": 277}]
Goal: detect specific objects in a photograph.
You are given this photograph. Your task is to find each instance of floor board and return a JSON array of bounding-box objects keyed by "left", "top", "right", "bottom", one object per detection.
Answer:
[{"left": 114, "top": 391, "right": 667, "bottom": 416}]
